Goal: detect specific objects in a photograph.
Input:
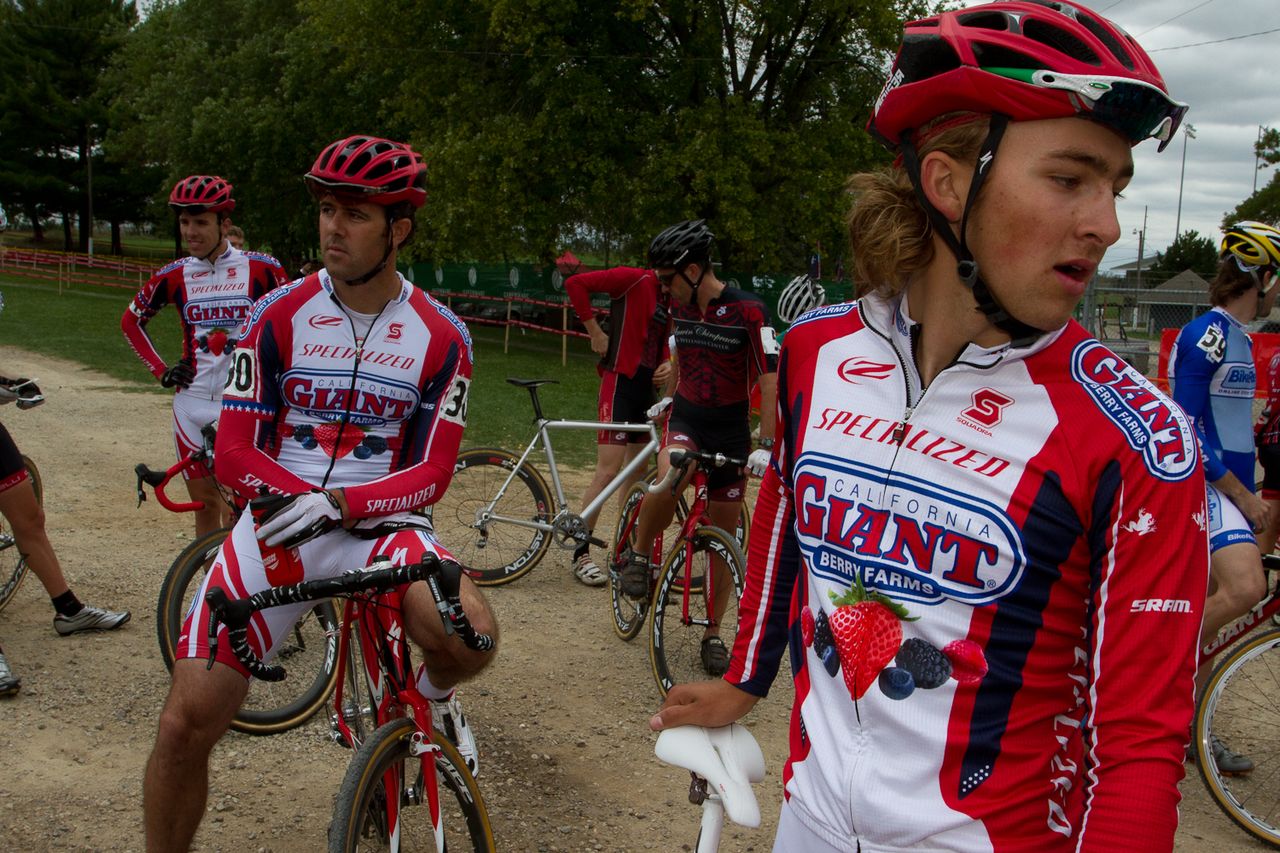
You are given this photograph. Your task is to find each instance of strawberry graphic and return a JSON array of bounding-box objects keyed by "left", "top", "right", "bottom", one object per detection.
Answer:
[
  {"left": 828, "top": 575, "right": 914, "bottom": 700},
  {"left": 204, "top": 327, "right": 230, "bottom": 356},
  {"left": 942, "top": 639, "right": 988, "bottom": 685},
  {"left": 313, "top": 421, "right": 367, "bottom": 458}
]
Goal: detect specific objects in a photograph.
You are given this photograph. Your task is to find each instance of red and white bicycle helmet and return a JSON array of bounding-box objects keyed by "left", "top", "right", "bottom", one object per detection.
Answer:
[
  {"left": 304, "top": 135, "right": 427, "bottom": 208},
  {"left": 168, "top": 175, "right": 235, "bottom": 215},
  {"left": 869, "top": 0, "right": 1187, "bottom": 152}
]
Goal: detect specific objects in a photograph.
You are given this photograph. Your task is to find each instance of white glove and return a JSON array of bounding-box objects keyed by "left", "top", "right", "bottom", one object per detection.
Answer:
[
  {"left": 255, "top": 491, "right": 343, "bottom": 548},
  {"left": 746, "top": 448, "right": 772, "bottom": 477},
  {"left": 647, "top": 396, "right": 673, "bottom": 420}
]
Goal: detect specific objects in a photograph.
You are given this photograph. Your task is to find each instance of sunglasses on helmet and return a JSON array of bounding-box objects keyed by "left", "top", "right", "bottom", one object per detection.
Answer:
[{"left": 987, "top": 68, "right": 1189, "bottom": 152}]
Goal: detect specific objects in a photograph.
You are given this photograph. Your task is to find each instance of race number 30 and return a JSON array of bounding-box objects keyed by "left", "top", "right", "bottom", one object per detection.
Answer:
[
  {"left": 441, "top": 375, "right": 469, "bottom": 426},
  {"left": 225, "top": 349, "right": 258, "bottom": 398}
]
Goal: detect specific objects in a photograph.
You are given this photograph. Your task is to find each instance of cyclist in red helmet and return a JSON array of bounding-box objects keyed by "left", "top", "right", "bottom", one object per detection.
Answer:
[
  {"left": 653, "top": 3, "right": 1206, "bottom": 850},
  {"left": 121, "top": 175, "right": 288, "bottom": 537},
  {"left": 142, "top": 137, "right": 496, "bottom": 851}
]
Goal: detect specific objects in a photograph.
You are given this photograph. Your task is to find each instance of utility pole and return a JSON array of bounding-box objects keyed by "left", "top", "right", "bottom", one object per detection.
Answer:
[
  {"left": 1256, "top": 124, "right": 1265, "bottom": 194},
  {"left": 1174, "top": 123, "right": 1196, "bottom": 240},
  {"left": 1135, "top": 205, "right": 1148, "bottom": 289}
]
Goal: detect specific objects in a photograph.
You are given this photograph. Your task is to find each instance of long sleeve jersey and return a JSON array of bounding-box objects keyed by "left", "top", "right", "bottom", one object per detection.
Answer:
[
  {"left": 215, "top": 271, "right": 473, "bottom": 519},
  {"left": 732, "top": 291, "right": 1208, "bottom": 852},
  {"left": 122, "top": 245, "right": 288, "bottom": 400},
  {"left": 564, "top": 266, "right": 669, "bottom": 377},
  {"left": 1169, "top": 306, "right": 1257, "bottom": 487}
]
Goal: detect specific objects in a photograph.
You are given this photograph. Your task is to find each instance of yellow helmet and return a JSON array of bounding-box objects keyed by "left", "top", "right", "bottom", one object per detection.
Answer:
[{"left": 1221, "top": 221, "right": 1280, "bottom": 274}]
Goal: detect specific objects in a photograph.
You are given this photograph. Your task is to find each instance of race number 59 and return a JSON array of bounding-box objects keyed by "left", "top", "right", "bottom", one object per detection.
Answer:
[{"left": 225, "top": 349, "right": 257, "bottom": 398}]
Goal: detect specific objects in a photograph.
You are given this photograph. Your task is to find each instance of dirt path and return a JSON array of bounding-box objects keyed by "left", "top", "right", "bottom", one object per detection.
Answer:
[{"left": 0, "top": 347, "right": 1263, "bottom": 852}]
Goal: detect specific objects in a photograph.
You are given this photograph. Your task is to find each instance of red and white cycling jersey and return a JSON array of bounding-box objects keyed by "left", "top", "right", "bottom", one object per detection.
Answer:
[
  {"left": 215, "top": 270, "right": 472, "bottom": 519},
  {"left": 123, "top": 245, "right": 288, "bottom": 401},
  {"left": 735, "top": 292, "right": 1208, "bottom": 852}
]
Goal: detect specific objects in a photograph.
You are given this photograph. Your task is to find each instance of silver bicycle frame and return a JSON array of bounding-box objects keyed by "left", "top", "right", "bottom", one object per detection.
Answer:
[{"left": 475, "top": 418, "right": 660, "bottom": 541}]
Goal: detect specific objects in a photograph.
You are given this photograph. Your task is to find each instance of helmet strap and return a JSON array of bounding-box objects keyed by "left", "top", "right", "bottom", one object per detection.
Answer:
[
  {"left": 900, "top": 114, "right": 1042, "bottom": 348},
  {"left": 342, "top": 213, "right": 398, "bottom": 287},
  {"left": 679, "top": 263, "right": 708, "bottom": 307}
]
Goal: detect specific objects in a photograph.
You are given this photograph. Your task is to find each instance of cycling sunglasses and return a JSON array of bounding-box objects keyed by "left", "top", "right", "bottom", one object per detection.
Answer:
[{"left": 987, "top": 68, "right": 1189, "bottom": 152}]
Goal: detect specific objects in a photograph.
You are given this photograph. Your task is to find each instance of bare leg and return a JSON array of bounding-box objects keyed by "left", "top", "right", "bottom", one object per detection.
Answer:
[
  {"left": 404, "top": 574, "right": 499, "bottom": 689},
  {"left": 703, "top": 499, "right": 742, "bottom": 641},
  {"left": 184, "top": 474, "right": 232, "bottom": 538},
  {"left": 1259, "top": 498, "right": 1280, "bottom": 556},
  {"left": 1196, "top": 542, "right": 1265, "bottom": 693},
  {"left": 0, "top": 477, "right": 69, "bottom": 597},
  {"left": 144, "top": 659, "right": 248, "bottom": 853}
]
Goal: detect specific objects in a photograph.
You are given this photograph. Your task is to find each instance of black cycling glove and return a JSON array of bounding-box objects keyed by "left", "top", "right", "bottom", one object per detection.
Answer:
[{"left": 160, "top": 359, "right": 196, "bottom": 389}]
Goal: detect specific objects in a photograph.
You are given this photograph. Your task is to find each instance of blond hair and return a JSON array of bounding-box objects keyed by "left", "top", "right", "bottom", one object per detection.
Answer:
[{"left": 846, "top": 115, "right": 989, "bottom": 297}]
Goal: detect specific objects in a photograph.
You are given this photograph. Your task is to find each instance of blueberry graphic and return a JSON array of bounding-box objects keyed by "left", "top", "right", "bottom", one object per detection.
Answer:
[
  {"left": 353, "top": 444, "right": 373, "bottom": 460},
  {"left": 820, "top": 644, "right": 840, "bottom": 677},
  {"left": 878, "top": 667, "right": 915, "bottom": 700},
  {"left": 301, "top": 437, "right": 318, "bottom": 450}
]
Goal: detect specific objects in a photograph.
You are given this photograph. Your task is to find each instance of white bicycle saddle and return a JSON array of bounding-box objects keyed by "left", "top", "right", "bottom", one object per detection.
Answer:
[{"left": 654, "top": 723, "right": 765, "bottom": 827}]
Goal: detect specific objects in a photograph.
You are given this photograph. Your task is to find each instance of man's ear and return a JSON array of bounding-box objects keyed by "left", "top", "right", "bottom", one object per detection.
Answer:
[
  {"left": 391, "top": 216, "right": 412, "bottom": 248},
  {"left": 918, "top": 151, "right": 971, "bottom": 224}
]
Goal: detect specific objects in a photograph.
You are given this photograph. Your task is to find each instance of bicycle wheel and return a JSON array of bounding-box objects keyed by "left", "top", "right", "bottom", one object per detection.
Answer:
[
  {"left": 1195, "top": 627, "right": 1280, "bottom": 848},
  {"left": 430, "top": 447, "right": 553, "bottom": 586},
  {"left": 330, "top": 615, "right": 381, "bottom": 751},
  {"left": 608, "top": 483, "right": 651, "bottom": 641},
  {"left": 0, "top": 456, "right": 42, "bottom": 613},
  {"left": 156, "top": 527, "right": 341, "bottom": 736},
  {"left": 329, "top": 717, "right": 495, "bottom": 852},
  {"left": 650, "top": 525, "right": 746, "bottom": 697}
]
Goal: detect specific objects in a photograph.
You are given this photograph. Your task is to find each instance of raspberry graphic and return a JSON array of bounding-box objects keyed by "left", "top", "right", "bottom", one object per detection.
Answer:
[
  {"left": 942, "top": 639, "right": 989, "bottom": 685},
  {"left": 800, "top": 607, "right": 815, "bottom": 647},
  {"left": 895, "top": 638, "right": 953, "bottom": 689},
  {"left": 878, "top": 666, "right": 915, "bottom": 700}
]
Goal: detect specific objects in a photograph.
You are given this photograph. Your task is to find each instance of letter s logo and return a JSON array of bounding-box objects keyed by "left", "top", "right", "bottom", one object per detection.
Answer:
[{"left": 963, "top": 388, "right": 1013, "bottom": 428}]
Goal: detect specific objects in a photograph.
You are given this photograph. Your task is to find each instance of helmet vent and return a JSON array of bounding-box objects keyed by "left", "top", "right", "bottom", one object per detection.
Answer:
[
  {"left": 971, "top": 43, "right": 1040, "bottom": 71},
  {"left": 1074, "top": 12, "right": 1136, "bottom": 70},
  {"left": 958, "top": 10, "right": 1013, "bottom": 31},
  {"left": 900, "top": 34, "right": 961, "bottom": 80},
  {"left": 1023, "top": 19, "right": 1100, "bottom": 65}
]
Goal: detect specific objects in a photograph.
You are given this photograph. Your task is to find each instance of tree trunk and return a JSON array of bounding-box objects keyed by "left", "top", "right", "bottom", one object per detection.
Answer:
[
  {"left": 111, "top": 219, "right": 122, "bottom": 256},
  {"left": 62, "top": 212, "right": 73, "bottom": 251},
  {"left": 25, "top": 204, "right": 43, "bottom": 243}
]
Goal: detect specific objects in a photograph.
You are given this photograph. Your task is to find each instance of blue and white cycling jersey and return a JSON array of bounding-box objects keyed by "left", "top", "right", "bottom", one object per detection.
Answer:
[{"left": 1170, "top": 306, "right": 1256, "bottom": 489}]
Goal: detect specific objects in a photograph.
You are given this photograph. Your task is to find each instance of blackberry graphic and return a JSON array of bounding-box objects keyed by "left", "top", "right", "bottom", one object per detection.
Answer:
[
  {"left": 813, "top": 610, "right": 840, "bottom": 676},
  {"left": 365, "top": 435, "right": 388, "bottom": 454},
  {"left": 895, "top": 638, "right": 952, "bottom": 689}
]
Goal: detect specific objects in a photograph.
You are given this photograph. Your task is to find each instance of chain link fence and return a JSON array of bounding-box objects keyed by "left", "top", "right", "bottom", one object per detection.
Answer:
[{"left": 1079, "top": 274, "right": 1212, "bottom": 377}]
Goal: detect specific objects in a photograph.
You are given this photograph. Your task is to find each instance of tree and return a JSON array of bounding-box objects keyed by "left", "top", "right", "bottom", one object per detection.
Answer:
[
  {"left": 1149, "top": 229, "right": 1219, "bottom": 282},
  {"left": 1224, "top": 126, "right": 1280, "bottom": 228},
  {"left": 0, "top": 0, "right": 137, "bottom": 250}
]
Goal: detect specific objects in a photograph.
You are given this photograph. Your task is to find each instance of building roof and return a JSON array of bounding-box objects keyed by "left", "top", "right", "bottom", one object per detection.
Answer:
[{"left": 1134, "top": 269, "right": 1209, "bottom": 305}]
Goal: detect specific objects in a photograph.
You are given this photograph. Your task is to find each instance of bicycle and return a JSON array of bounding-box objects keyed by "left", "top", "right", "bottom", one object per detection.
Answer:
[
  {"left": 137, "top": 429, "right": 340, "bottom": 736},
  {"left": 427, "top": 377, "right": 663, "bottom": 586},
  {"left": 609, "top": 447, "right": 748, "bottom": 696},
  {"left": 204, "top": 551, "right": 496, "bottom": 852},
  {"left": 1193, "top": 552, "right": 1280, "bottom": 847},
  {"left": 654, "top": 723, "right": 765, "bottom": 852}
]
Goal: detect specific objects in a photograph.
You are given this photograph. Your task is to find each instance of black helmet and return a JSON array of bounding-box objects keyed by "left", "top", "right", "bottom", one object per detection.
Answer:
[{"left": 648, "top": 219, "right": 714, "bottom": 269}]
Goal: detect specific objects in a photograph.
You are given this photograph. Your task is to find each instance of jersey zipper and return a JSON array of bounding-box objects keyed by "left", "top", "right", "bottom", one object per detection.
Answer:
[{"left": 318, "top": 295, "right": 392, "bottom": 489}]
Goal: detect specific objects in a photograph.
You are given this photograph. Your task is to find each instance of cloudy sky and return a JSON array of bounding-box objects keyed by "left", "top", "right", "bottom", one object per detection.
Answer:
[{"left": 958, "top": 0, "right": 1280, "bottom": 270}]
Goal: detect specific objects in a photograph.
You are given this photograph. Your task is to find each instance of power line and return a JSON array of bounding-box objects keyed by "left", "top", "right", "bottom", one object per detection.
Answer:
[
  {"left": 1152, "top": 25, "right": 1280, "bottom": 50},
  {"left": 1133, "top": 0, "right": 1218, "bottom": 38}
]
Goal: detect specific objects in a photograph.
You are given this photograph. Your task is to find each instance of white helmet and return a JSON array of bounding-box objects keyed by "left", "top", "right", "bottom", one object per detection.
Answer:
[{"left": 776, "top": 274, "right": 826, "bottom": 324}]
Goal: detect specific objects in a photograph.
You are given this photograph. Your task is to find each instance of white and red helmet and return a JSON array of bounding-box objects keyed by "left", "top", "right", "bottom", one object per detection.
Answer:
[
  {"left": 869, "top": 0, "right": 1187, "bottom": 151},
  {"left": 304, "top": 135, "right": 427, "bottom": 208}
]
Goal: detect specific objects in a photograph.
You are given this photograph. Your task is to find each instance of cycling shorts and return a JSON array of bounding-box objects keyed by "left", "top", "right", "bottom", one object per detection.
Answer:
[
  {"left": 175, "top": 511, "right": 454, "bottom": 677},
  {"left": 1207, "top": 482, "right": 1256, "bottom": 553},
  {"left": 666, "top": 397, "right": 750, "bottom": 502},
  {"left": 0, "top": 422, "right": 28, "bottom": 494},
  {"left": 1260, "top": 444, "right": 1280, "bottom": 501},
  {"left": 772, "top": 800, "right": 846, "bottom": 853},
  {"left": 172, "top": 391, "right": 220, "bottom": 479},
  {"left": 598, "top": 366, "right": 656, "bottom": 446}
]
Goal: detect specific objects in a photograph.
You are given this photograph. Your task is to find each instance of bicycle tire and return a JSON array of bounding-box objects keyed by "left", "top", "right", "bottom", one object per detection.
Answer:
[
  {"left": 328, "top": 717, "right": 495, "bottom": 853},
  {"left": 430, "top": 447, "right": 553, "bottom": 587},
  {"left": 1195, "top": 626, "right": 1280, "bottom": 848},
  {"left": 156, "top": 527, "right": 341, "bottom": 736},
  {"left": 608, "top": 483, "right": 652, "bottom": 641},
  {"left": 650, "top": 525, "right": 746, "bottom": 697},
  {"left": 0, "top": 456, "right": 41, "bottom": 613},
  {"left": 640, "top": 464, "right": 747, "bottom": 548}
]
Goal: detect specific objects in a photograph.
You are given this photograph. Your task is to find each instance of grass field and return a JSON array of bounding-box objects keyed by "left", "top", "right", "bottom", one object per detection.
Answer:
[{"left": 0, "top": 271, "right": 604, "bottom": 465}]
